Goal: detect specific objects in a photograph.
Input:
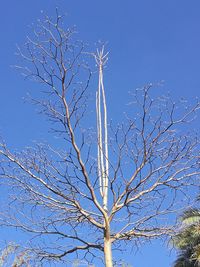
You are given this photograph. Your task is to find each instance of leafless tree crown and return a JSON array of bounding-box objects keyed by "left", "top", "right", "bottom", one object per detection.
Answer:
[{"left": 0, "top": 11, "right": 199, "bottom": 267}]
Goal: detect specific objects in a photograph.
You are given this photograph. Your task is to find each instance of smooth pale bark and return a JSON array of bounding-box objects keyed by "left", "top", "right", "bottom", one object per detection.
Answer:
[
  {"left": 104, "top": 215, "right": 113, "bottom": 267},
  {"left": 96, "top": 48, "right": 109, "bottom": 211},
  {"left": 95, "top": 48, "right": 113, "bottom": 266},
  {"left": 104, "top": 236, "right": 113, "bottom": 267}
]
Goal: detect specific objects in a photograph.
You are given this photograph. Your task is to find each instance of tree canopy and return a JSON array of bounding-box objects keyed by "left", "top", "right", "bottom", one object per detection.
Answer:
[{"left": 0, "top": 11, "right": 199, "bottom": 267}]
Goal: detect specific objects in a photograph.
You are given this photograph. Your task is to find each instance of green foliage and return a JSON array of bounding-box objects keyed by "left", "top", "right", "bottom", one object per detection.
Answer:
[{"left": 173, "top": 205, "right": 200, "bottom": 267}]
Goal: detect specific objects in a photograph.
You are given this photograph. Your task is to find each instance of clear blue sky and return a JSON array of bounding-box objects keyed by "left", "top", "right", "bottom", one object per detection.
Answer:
[{"left": 0, "top": 1, "right": 200, "bottom": 266}]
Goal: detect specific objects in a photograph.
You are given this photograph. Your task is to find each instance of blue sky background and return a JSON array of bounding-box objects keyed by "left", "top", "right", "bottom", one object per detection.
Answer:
[{"left": 0, "top": 1, "right": 200, "bottom": 266}]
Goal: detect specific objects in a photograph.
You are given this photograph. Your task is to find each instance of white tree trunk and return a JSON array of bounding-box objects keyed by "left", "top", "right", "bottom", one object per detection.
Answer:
[
  {"left": 95, "top": 47, "right": 109, "bottom": 210},
  {"left": 95, "top": 47, "right": 113, "bottom": 266},
  {"left": 104, "top": 236, "right": 113, "bottom": 267}
]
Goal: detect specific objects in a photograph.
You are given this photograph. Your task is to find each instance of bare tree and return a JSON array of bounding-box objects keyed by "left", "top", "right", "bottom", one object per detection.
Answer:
[
  {"left": 0, "top": 243, "right": 31, "bottom": 267},
  {"left": 0, "top": 11, "right": 199, "bottom": 267}
]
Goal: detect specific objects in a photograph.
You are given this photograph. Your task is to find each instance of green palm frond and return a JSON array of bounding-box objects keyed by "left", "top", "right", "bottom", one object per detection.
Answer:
[
  {"left": 174, "top": 225, "right": 200, "bottom": 250},
  {"left": 191, "top": 244, "right": 200, "bottom": 263},
  {"left": 181, "top": 209, "right": 200, "bottom": 225},
  {"left": 174, "top": 252, "right": 194, "bottom": 267},
  {"left": 173, "top": 198, "right": 200, "bottom": 267}
]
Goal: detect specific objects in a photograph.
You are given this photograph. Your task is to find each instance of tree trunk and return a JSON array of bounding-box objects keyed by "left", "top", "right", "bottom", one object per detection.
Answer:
[{"left": 104, "top": 236, "right": 113, "bottom": 267}]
